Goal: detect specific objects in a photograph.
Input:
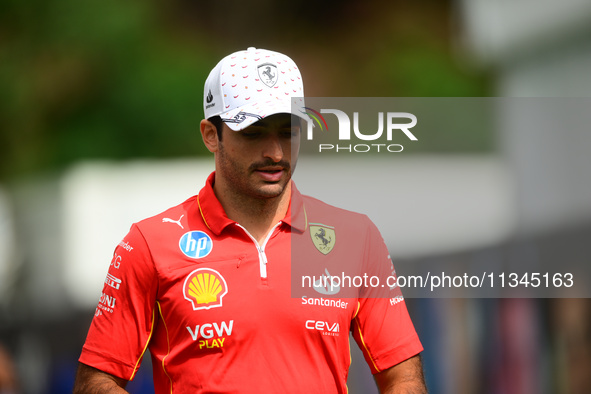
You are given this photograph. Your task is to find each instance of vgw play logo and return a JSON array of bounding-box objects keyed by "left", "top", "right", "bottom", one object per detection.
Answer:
[{"left": 304, "top": 107, "right": 417, "bottom": 153}]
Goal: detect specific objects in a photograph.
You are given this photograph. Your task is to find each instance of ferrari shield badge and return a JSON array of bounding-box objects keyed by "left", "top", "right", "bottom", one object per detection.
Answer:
[
  {"left": 257, "top": 63, "right": 278, "bottom": 87},
  {"left": 310, "top": 223, "right": 336, "bottom": 255}
]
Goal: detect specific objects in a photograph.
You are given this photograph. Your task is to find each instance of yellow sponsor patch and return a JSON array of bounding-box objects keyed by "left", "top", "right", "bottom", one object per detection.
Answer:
[{"left": 309, "top": 223, "right": 336, "bottom": 255}]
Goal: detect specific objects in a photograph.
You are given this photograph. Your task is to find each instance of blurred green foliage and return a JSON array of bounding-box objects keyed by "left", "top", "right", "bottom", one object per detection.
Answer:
[
  {"left": 0, "top": 0, "right": 491, "bottom": 181},
  {"left": 0, "top": 0, "right": 215, "bottom": 180}
]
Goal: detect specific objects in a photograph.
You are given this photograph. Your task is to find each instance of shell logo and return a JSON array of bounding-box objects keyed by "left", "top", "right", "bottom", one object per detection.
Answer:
[{"left": 183, "top": 268, "right": 228, "bottom": 310}]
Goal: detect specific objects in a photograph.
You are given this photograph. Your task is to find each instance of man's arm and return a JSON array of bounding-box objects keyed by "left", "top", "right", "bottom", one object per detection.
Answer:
[
  {"left": 374, "top": 354, "right": 427, "bottom": 394},
  {"left": 72, "top": 363, "right": 129, "bottom": 394}
]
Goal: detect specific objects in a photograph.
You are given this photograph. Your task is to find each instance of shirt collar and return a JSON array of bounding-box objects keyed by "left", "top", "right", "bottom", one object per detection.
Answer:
[
  {"left": 197, "top": 172, "right": 308, "bottom": 235},
  {"left": 283, "top": 182, "right": 308, "bottom": 233}
]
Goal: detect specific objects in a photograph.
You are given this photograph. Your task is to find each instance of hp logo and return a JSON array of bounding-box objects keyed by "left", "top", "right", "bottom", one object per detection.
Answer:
[{"left": 179, "top": 231, "right": 213, "bottom": 259}]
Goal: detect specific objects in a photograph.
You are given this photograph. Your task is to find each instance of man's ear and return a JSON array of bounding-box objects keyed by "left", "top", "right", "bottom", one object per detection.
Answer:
[{"left": 200, "top": 119, "right": 219, "bottom": 153}]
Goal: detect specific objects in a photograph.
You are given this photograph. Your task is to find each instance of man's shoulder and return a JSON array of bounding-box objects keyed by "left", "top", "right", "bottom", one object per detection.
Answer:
[{"left": 300, "top": 193, "right": 372, "bottom": 227}]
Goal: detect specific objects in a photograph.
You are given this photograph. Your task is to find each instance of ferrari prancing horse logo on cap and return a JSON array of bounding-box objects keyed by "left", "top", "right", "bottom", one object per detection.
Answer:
[
  {"left": 257, "top": 63, "right": 278, "bottom": 88},
  {"left": 310, "top": 223, "right": 336, "bottom": 255}
]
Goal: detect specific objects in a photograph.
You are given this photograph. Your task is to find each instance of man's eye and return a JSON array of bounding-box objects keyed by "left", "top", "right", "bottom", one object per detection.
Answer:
[{"left": 282, "top": 128, "right": 300, "bottom": 138}]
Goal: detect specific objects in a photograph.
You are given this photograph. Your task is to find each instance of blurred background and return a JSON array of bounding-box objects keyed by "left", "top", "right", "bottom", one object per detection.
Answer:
[{"left": 1, "top": 0, "right": 590, "bottom": 393}]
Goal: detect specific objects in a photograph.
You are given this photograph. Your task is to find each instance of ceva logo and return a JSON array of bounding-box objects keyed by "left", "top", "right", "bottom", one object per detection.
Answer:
[
  {"left": 304, "top": 108, "right": 418, "bottom": 153},
  {"left": 305, "top": 320, "right": 340, "bottom": 336}
]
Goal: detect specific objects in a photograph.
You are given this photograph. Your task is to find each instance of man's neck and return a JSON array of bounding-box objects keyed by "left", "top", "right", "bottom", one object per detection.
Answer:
[{"left": 214, "top": 182, "right": 291, "bottom": 245}]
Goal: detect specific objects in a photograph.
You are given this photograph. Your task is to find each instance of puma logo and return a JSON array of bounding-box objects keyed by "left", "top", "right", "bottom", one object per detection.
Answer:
[{"left": 162, "top": 214, "right": 184, "bottom": 229}]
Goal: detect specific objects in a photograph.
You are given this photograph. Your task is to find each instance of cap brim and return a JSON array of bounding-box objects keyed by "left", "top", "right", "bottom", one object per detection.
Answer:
[{"left": 220, "top": 98, "right": 311, "bottom": 131}]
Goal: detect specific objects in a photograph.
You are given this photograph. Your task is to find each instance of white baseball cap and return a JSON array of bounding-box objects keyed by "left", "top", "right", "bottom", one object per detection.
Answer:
[{"left": 203, "top": 47, "right": 308, "bottom": 131}]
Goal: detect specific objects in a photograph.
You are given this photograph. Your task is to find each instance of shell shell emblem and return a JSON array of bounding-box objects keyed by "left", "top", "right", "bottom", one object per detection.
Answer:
[{"left": 183, "top": 268, "right": 228, "bottom": 310}]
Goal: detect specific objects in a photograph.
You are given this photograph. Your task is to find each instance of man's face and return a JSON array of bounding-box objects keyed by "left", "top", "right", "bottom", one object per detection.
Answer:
[{"left": 216, "top": 113, "right": 301, "bottom": 200}]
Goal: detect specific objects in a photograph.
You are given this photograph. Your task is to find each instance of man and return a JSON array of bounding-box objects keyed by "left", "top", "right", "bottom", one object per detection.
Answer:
[{"left": 74, "top": 47, "right": 426, "bottom": 393}]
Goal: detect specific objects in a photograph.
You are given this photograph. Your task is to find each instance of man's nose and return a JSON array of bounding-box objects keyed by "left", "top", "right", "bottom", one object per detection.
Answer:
[{"left": 262, "top": 135, "right": 284, "bottom": 162}]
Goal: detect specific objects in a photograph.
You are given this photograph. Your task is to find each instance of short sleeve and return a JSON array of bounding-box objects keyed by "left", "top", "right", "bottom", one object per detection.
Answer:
[
  {"left": 79, "top": 224, "right": 158, "bottom": 380},
  {"left": 351, "top": 219, "right": 423, "bottom": 374}
]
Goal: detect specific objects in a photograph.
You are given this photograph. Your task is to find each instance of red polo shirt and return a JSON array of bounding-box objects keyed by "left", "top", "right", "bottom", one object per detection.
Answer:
[{"left": 80, "top": 172, "right": 422, "bottom": 393}]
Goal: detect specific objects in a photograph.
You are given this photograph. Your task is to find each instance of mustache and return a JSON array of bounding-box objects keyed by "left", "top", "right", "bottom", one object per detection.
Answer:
[{"left": 249, "top": 160, "right": 291, "bottom": 172}]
